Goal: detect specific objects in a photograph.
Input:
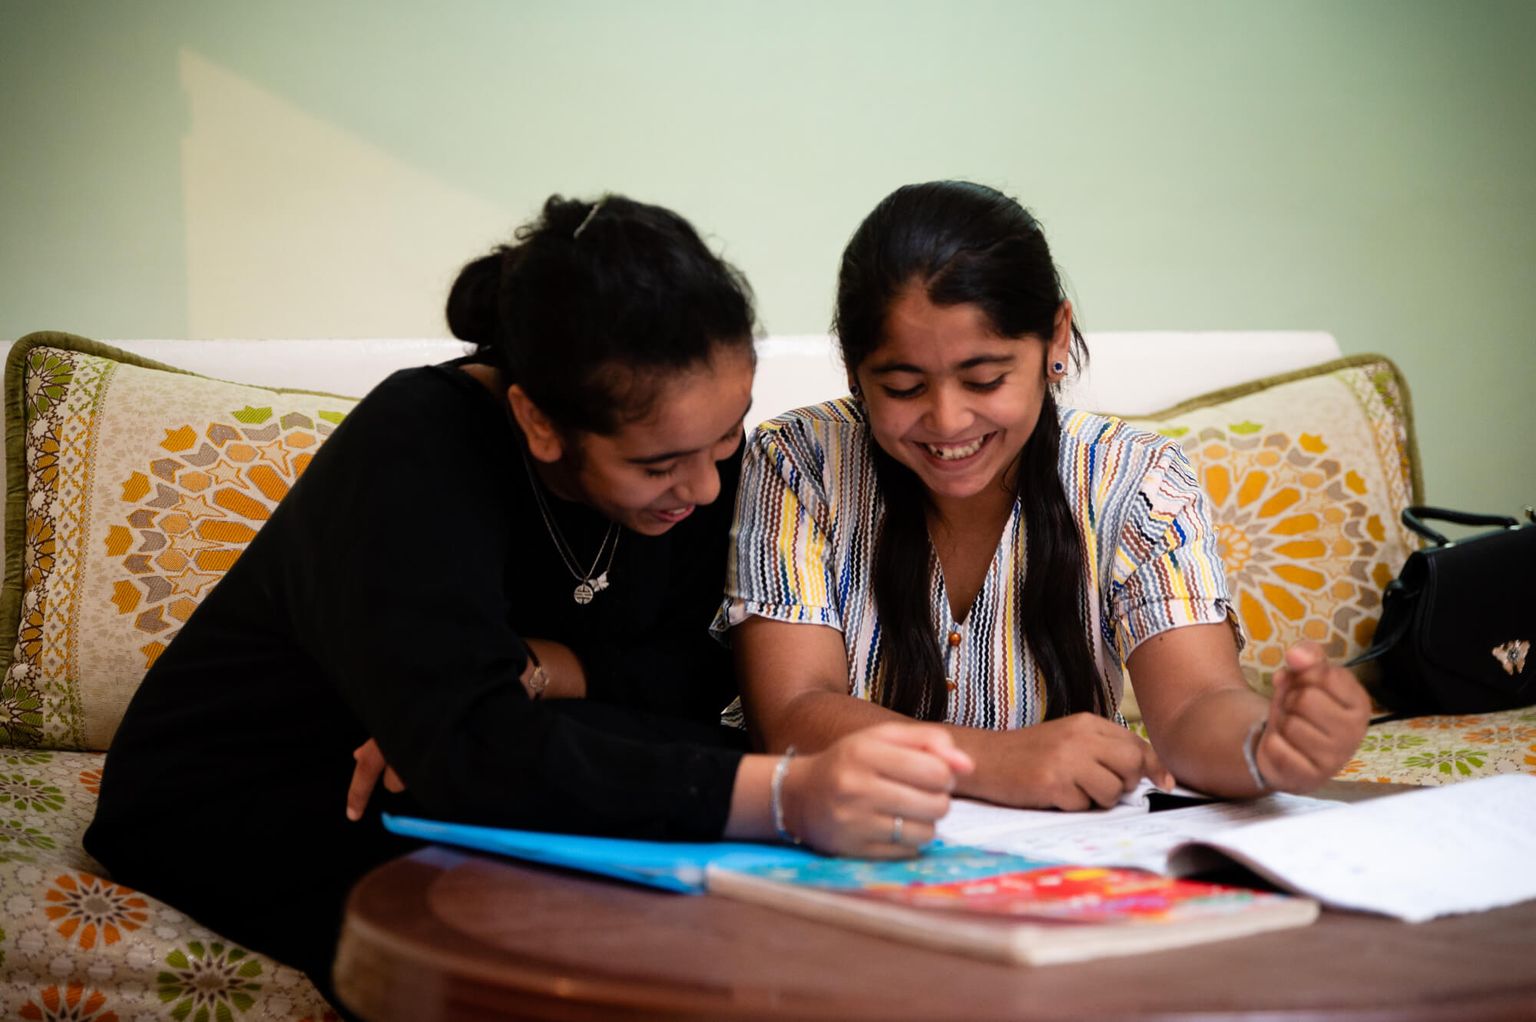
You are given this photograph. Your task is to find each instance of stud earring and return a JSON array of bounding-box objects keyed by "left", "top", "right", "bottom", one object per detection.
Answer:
[
  {"left": 1050, "top": 360, "right": 1066, "bottom": 377},
  {"left": 850, "top": 382, "right": 863, "bottom": 399}
]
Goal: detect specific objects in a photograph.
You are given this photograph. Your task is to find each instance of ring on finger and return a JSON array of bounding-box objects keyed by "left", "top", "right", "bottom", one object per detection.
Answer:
[{"left": 890, "top": 814, "right": 904, "bottom": 845}]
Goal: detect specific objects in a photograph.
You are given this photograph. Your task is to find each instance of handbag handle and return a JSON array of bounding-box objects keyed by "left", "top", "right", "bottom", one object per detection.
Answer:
[{"left": 1401, "top": 505, "right": 1520, "bottom": 547}]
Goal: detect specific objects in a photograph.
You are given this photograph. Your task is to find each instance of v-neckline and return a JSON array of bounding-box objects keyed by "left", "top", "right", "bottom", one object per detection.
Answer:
[{"left": 930, "top": 500, "right": 1021, "bottom": 627}]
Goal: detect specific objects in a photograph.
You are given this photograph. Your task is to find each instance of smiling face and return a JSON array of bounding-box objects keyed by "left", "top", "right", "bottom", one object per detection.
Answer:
[
  {"left": 852, "top": 285, "right": 1072, "bottom": 510},
  {"left": 517, "top": 343, "right": 755, "bottom": 536}
]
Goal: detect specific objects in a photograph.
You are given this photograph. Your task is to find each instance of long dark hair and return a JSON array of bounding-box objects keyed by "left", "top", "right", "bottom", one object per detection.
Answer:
[
  {"left": 446, "top": 194, "right": 756, "bottom": 434},
  {"left": 834, "top": 180, "right": 1106, "bottom": 722}
]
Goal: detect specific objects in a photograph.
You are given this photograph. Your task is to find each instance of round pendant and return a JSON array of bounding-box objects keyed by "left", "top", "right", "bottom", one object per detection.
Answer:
[{"left": 573, "top": 582, "right": 595, "bottom": 604}]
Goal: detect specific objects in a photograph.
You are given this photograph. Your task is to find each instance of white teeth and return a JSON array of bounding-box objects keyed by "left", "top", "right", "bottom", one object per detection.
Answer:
[{"left": 923, "top": 435, "right": 987, "bottom": 461}]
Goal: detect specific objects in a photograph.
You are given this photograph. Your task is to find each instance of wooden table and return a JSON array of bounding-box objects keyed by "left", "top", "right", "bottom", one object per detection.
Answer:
[{"left": 333, "top": 787, "right": 1536, "bottom": 1021}]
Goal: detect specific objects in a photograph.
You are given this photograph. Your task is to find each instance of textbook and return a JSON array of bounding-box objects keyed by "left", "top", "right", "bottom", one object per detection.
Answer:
[
  {"left": 382, "top": 815, "right": 1318, "bottom": 965},
  {"left": 938, "top": 773, "right": 1536, "bottom": 923}
]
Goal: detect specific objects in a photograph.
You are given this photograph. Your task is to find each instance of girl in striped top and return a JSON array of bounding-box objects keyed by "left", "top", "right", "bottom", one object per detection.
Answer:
[{"left": 718, "top": 182, "right": 1369, "bottom": 845}]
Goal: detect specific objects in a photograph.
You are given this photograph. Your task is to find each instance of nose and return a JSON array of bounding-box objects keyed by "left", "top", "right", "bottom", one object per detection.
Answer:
[
  {"left": 923, "top": 383, "right": 972, "bottom": 437},
  {"left": 673, "top": 458, "right": 722, "bottom": 507}
]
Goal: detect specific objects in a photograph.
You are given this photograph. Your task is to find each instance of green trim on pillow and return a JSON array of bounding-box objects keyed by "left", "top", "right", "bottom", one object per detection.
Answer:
[
  {"left": 0, "top": 331, "right": 363, "bottom": 683},
  {"left": 0, "top": 333, "right": 165, "bottom": 680},
  {"left": 1130, "top": 353, "right": 1423, "bottom": 505}
]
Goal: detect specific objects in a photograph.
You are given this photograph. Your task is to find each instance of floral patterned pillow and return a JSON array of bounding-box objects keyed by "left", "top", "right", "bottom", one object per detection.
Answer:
[
  {"left": 0, "top": 333, "right": 360, "bottom": 750},
  {"left": 1124, "top": 354, "right": 1419, "bottom": 703}
]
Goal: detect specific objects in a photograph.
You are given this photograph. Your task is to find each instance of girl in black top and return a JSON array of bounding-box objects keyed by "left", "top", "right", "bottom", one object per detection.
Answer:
[{"left": 85, "top": 194, "right": 972, "bottom": 1007}]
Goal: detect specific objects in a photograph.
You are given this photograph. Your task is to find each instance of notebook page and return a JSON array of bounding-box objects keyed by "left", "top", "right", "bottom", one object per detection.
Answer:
[
  {"left": 1187, "top": 774, "right": 1536, "bottom": 922},
  {"left": 939, "top": 791, "right": 1340, "bottom": 875},
  {"left": 937, "top": 794, "right": 1144, "bottom": 847},
  {"left": 940, "top": 778, "right": 1214, "bottom": 837}
]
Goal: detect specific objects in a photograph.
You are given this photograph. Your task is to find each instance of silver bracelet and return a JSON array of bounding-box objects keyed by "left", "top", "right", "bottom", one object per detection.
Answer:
[
  {"left": 1243, "top": 717, "right": 1271, "bottom": 793},
  {"left": 770, "top": 746, "right": 801, "bottom": 845}
]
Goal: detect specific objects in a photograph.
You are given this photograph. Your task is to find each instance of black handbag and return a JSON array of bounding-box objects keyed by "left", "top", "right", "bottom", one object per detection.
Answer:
[{"left": 1348, "top": 505, "right": 1535, "bottom": 716}]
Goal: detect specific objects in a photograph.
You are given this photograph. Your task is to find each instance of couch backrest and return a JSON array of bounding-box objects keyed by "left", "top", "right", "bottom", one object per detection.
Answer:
[{"left": 0, "top": 331, "right": 1342, "bottom": 572}]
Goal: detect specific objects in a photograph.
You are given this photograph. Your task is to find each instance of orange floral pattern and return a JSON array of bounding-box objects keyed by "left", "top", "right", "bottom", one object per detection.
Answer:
[
  {"left": 1462, "top": 723, "right": 1536, "bottom": 745},
  {"left": 1186, "top": 424, "right": 1395, "bottom": 682},
  {"left": 1339, "top": 708, "right": 1536, "bottom": 785},
  {"left": 1130, "top": 359, "right": 1417, "bottom": 696},
  {"left": 1408, "top": 715, "right": 1484, "bottom": 731},
  {"left": 1, "top": 343, "right": 356, "bottom": 750},
  {"left": 19, "top": 983, "right": 118, "bottom": 1022},
  {"left": 44, "top": 872, "right": 149, "bottom": 949},
  {"left": 104, "top": 407, "right": 339, "bottom": 670}
]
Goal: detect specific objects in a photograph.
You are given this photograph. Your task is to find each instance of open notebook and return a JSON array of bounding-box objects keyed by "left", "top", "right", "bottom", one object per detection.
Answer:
[{"left": 939, "top": 773, "right": 1536, "bottom": 923}]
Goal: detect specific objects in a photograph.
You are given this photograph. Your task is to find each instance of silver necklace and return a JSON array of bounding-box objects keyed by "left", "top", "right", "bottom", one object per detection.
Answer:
[{"left": 521, "top": 451, "right": 620, "bottom": 604}]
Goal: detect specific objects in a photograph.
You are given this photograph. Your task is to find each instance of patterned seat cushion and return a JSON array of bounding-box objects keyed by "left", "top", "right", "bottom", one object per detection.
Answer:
[
  {"left": 0, "top": 748, "right": 336, "bottom": 1020},
  {"left": 1340, "top": 707, "right": 1536, "bottom": 785}
]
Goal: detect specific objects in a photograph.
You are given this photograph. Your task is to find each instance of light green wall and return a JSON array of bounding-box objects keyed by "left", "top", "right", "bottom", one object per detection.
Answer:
[{"left": 2, "top": 0, "right": 1533, "bottom": 514}]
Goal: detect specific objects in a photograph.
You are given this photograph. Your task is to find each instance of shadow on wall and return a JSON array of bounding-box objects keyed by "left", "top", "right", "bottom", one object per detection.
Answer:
[{"left": 177, "top": 50, "right": 509, "bottom": 338}]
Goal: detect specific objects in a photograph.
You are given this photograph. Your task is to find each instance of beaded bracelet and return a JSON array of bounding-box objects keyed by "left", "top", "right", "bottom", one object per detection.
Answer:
[
  {"left": 1243, "top": 717, "right": 1271, "bottom": 793},
  {"left": 770, "top": 746, "right": 801, "bottom": 845}
]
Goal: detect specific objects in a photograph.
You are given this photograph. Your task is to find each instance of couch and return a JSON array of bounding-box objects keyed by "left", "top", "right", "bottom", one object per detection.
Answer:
[{"left": 1, "top": 329, "right": 1530, "bottom": 1021}]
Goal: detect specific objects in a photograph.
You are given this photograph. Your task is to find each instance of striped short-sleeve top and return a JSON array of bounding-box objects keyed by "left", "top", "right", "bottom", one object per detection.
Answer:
[{"left": 716, "top": 398, "right": 1239, "bottom": 728}]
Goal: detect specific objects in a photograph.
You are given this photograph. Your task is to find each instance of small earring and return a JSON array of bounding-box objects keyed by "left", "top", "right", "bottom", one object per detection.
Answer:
[
  {"left": 1050, "top": 360, "right": 1066, "bottom": 377},
  {"left": 850, "top": 382, "right": 863, "bottom": 399}
]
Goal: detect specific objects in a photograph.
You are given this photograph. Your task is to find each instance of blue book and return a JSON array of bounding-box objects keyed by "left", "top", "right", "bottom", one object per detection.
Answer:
[{"left": 383, "top": 813, "right": 824, "bottom": 893}]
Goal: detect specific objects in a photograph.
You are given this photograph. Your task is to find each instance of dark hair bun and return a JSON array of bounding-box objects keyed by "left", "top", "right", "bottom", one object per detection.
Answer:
[
  {"left": 445, "top": 193, "right": 756, "bottom": 434},
  {"left": 445, "top": 250, "right": 506, "bottom": 346}
]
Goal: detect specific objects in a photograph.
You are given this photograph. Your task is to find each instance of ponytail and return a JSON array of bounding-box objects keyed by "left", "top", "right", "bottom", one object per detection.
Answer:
[
  {"left": 868, "top": 445, "right": 947, "bottom": 720},
  {"left": 1015, "top": 390, "right": 1107, "bottom": 718}
]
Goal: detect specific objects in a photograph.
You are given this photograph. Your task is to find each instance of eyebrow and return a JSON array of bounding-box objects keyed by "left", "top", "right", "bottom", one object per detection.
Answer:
[
  {"left": 626, "top": 400, "right": 752, "bottom": 465},
  {"left": 866, "top": 353, "right": 1016, "bottom": 375}
]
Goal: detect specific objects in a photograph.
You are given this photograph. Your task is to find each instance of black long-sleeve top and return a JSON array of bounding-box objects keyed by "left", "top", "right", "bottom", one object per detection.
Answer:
[{"left": 84, "top": 362, "right": 746, "bottom": 984}]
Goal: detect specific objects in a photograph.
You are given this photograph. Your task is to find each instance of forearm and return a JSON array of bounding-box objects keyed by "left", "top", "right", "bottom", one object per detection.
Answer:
[
  {"left": 737, "top": 617, "right": 1138, "bottom": 808},
  {"left": 1149, "top": 685, "right": 1270, "bottom": 797},
  {"left": 760, "top": 689, "right": 1028, "bottom": 805},
  {"left": 760, "top": 688, "right": 910, "bottom": 753}
]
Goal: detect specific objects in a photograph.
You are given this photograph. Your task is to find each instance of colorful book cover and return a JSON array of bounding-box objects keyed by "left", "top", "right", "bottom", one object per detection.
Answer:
[{"left": 727, "top": 845, "right": 1282, "bottom": 924}]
